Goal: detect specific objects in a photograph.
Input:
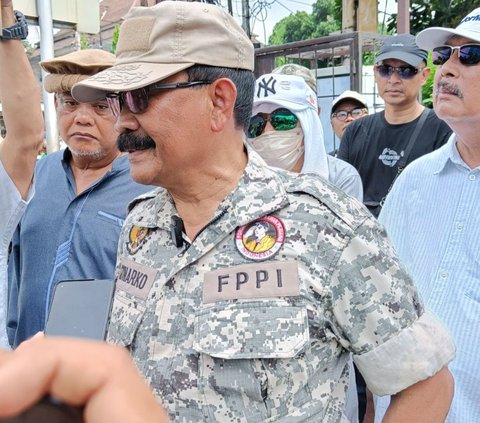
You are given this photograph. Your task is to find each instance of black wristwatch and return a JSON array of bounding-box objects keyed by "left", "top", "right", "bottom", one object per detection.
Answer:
[{"left": 0, "top": 10, "right": 29, "bottom": 40}]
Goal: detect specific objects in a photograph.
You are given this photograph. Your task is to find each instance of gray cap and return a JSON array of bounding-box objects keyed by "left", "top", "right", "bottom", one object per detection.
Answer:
[{"left": 375, "top": 34, "right": 428, "bottom": 66}]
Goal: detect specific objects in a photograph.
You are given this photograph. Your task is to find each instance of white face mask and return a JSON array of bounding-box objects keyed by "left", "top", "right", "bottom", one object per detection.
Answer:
[{"left": 248, "top": 127, "right": 304, "bottom": 171}]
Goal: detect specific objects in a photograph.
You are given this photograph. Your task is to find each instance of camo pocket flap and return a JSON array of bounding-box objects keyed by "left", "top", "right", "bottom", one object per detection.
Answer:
[
  {"left": 106, "top": 293, "right": 146, "bottom": 348},
  {"left": 193, "top": 301, "right": 309, "bottom": 359}
]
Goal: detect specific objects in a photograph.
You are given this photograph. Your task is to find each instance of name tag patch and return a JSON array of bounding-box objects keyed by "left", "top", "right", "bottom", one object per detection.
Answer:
[
  {"left": 117, "top": 257, "right": 156, "bottom": 300},
  {"left": 203, "top": 260, "right": 299, "bottom": 303}
]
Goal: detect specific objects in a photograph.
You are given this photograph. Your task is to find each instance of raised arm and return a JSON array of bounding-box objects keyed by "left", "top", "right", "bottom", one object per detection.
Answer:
[{"left": 0, "top": 1, "right": 43, "bottom": 199}]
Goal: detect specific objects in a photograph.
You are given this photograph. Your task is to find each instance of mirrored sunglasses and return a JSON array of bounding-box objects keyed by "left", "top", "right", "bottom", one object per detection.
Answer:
[
  {"left": 247, "top": 108, "right": 298, "bottom": 138},
  {"left": 376, "top": 64, "right": 423, "bottom": 80},
  {"left": 106, "top": 80, "right": 212, "bottom": 117},
  {"left": 432, "top": 44, "right": 480, "bottom": 66},
  {"left": 332, "top": 108, "right": 365, "bottom": 121}
]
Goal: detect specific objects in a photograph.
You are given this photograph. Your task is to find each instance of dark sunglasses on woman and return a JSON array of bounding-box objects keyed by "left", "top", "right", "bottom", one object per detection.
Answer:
[
  {"left": 247, "top": 108, "right": 298, "bottom": 138},
  {"left": 432, "top": 44, "right": 480, "bottom": 66}
]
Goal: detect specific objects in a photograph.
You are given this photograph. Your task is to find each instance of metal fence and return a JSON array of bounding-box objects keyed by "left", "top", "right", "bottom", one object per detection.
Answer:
[{"left": 254, "top": 31, "right": 387, "bottom": 153}]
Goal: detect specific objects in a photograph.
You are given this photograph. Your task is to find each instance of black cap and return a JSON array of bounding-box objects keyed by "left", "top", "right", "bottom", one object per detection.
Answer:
[{"left": 375, "top": 34, "right": 428, "bottom": 66}]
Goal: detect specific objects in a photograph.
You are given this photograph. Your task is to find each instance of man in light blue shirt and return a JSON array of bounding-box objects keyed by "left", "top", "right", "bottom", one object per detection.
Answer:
[
  {"left": 376, "top": 7, "right": 480, "bottom": 422},
  {"left": 0, "top": 2, "right": 44, "bottom": 349}
]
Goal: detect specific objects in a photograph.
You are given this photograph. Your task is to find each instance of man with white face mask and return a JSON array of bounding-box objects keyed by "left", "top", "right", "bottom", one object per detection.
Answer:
[
  {"left": 247, "top": 72, "right": 362, "bottom": 423},
  {"left": 247, "top": 73, "right": 363, "bottom": 200}
]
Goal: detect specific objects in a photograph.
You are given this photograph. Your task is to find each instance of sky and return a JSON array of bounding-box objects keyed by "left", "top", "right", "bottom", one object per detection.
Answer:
[
  {"left": 223, "top": 0, "right": 398, "bottom": 45},
  {"left": 27, "top": 0, "right": 397, "bottom": 46}
]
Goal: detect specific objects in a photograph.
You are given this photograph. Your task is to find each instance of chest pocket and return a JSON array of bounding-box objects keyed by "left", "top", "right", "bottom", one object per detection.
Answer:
[
  {"left": 194, "top": 300, "right": 309, "bottom": 358},
  {"left": 193, "top": 300, "right": 310, "bottom": 421},
  {"left": 107, "top": 291, "right": 146, "bottom": 349}
]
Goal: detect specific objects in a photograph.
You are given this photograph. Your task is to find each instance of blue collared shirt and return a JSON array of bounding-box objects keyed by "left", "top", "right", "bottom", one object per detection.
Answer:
[
  {"left": 7, "top": 150, "right": 153, "bottom": 347},
  {"left": 377, "top": 133, "right": 480, "bottom": 422}
]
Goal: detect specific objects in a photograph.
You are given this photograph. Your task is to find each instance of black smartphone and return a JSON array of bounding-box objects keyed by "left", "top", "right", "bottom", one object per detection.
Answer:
[
  {"left": 0, "top": 396, "right": 83, "bottom": 422},
  {"left": 44, "top": 279, "right": 115, "bottom": 340}
]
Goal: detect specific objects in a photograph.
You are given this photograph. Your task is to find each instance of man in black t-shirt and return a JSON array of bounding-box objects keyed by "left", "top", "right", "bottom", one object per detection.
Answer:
[{"left": 338, "top": 34, "right": 452, "bottom": 218}]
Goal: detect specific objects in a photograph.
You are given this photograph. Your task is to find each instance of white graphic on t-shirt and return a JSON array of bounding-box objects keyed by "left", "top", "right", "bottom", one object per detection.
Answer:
[{"left": 378, "top": 148, "right": 402, "bottom": 167}]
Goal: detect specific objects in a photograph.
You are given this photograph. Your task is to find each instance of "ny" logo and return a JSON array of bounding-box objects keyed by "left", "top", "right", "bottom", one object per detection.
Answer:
[{"left": 257, "top": 76, "right": 277, "bottom": 98}]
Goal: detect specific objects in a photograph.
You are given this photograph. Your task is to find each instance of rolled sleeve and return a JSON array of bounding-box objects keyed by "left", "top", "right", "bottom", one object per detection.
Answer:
[
  {"left": 354, "top": 310, "right": 455, "bottom": 395},
  {"left": 329, "top": 216, "right": 454, "bottom": 395}
]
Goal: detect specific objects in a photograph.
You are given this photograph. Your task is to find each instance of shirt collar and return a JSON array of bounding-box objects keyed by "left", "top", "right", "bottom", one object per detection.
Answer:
[
  {"left": 433, "top": 133, "right": 470, "bottom": 174},
  {"left": 61, "top": 148, "right": 128, "bottom": 173},
  {"left": 129, "top": 147, "right": 290, "bottom": 229}
]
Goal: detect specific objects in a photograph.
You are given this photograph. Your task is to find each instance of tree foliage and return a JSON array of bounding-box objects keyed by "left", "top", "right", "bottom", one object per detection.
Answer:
[
  {"left": 268, "top": 0, "right": 341, "bottom": 45},
  {"left": 386, "top": 0, "right": 478, "bottom": 35}
]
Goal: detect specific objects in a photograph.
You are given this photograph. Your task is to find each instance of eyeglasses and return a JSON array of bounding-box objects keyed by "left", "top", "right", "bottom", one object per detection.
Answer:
[
  {"left": 331, "top": 108, "right": 366, "bottom": 121},
  {"left": 106, "top": 80, "right": 212, "bottom": 117},
  {"left": 432, "top": 44, "right": 480, "bottom": 66},
  {"left": 376, "top": 64, "right": 423, "bottom": 80},
  {"left": 57, "top": 94, "right": 113, "bottom": 117},
  {"left": 247, "top": 108, "right": 298, "bottom": 138}
]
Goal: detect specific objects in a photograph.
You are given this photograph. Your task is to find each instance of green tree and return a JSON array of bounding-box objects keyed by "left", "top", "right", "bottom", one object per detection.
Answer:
[
  {"left": 111, "top": 24, "right": 121, "bottom": 54},
  {"left": 422, "top": 53, "right": 438, "bottom": 108},
  {"left": 268, "top": 0, "right": 341, "bottom": 45},
  {"left": 386, "top": 0, "right": 478, "bottom": 34},
  {"left": 269, "top": 11, "right": 315, "bottom": 45},
  {"left": 311, "top": 0, "right": 341, "bottom": 37}
]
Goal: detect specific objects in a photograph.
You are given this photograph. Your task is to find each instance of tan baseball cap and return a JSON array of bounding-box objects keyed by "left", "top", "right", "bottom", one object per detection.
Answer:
[{"left": 72, "top": 1, "right": 254, "bottom": 103}]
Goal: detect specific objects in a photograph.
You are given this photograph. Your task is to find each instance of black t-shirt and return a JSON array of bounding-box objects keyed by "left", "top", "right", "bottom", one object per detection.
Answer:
[{"left": 338, "top": 109, "right": 452, "bottom": 215}]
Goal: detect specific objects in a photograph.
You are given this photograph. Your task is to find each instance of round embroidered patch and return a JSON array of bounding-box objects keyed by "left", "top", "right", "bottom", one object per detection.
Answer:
[
  {"left": 127, "top": 225, "right": 150, "bottom": 254},
  {"left": 235, "top": 215, "right": 286, "bottom": 261}
]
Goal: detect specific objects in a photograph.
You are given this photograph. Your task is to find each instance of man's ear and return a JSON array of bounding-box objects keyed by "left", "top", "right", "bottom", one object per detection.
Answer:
[
  {"left": 208, "top": 78, "right": 237, "bottom": 132},
  {"left": 420, "top": 67, "right": 431, "bottom": 85}
]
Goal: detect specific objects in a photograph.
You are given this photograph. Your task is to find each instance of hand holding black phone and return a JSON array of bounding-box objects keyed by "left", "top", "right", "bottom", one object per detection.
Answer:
[{"left": 0, "top": 279, "right": 116, "bottom": 422}]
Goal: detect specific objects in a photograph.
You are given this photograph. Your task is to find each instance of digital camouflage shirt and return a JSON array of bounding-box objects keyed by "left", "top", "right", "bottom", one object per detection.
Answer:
[{"left": 107, "top": 150, "right": 454, "bottom": 422}]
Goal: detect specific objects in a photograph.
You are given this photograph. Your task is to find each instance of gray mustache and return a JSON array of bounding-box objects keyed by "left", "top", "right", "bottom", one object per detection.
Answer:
[{"left": 435, "top": 80, "right": 464, "bottom": 99}]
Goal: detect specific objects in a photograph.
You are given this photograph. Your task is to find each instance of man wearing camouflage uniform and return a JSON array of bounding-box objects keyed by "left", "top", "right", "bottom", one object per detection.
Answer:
[{"left": 73, "top": 2, "right": 455, "bottom": 422}]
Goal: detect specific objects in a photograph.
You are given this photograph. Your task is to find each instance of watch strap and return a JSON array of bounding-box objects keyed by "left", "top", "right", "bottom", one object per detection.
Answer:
[{"left": 0, "top": 10, "right": 29, "bottom": 40}]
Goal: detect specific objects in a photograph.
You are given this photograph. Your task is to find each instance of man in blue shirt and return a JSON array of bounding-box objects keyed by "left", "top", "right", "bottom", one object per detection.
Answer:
[
  {"left": 376, "top": 8, "right": 480, "bottom": 422},
  {"left": 7, "top": 49, "right": 153, "bottom": 347}
]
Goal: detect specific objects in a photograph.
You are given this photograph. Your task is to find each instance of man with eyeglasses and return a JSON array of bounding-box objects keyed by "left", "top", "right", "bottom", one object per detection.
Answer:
[
  {"left": 374, "top": 8, "right": 480, "bottom": 423},
  {"left": 330, "top": 90, "right": 369, "bottom": 156},
  {"left": 0, "top": 1, "right": 43, "bottom": 349},
  {"left": 6, "top": 49, "right": 152, "bottom": 348},
  {"left": 338, "top": 33, "right": 452, "bottom": 218},
  {"left": 71, "top": 2, "right": 455, "bottom": 422},
  {"left": 247, "top": 72, "right": 363, "bottom": 201}
]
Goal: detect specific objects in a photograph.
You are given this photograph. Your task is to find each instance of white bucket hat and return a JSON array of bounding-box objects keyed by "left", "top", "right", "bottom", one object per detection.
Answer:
[{"left": 417, "top": 7, "right": 480, "bottom": 50}]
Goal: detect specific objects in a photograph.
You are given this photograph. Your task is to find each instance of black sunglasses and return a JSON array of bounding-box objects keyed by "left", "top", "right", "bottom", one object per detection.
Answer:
[
  {"left": 247, "top": 108, "right": 298, "bottom": 138},
  {"left": 106, "top": 80, "right": 212, "bottom": 117},
  {"left": 332, "top": 108, "right": 366, "bottom": 121},
  {"left": 376, "top": 64, "right": 423, "bottom": 80},
  {"left": 432, "top": 44, "right": 480, "bottom": 66}
]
